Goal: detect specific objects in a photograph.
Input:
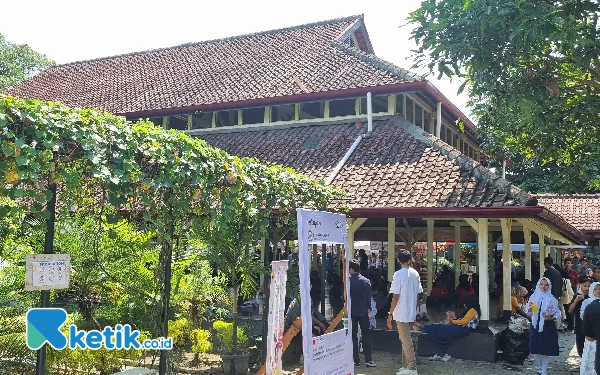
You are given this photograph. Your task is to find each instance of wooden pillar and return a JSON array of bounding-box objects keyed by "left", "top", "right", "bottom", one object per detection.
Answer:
[
  {"left": 524, "top": 227, "right": 532, "bottom": 280},
  {"left": 402, "top": 94, "right": 407, "bottom": 119},
  {"left": 478, "top": 219, "right": 490, "bottom": 322},
  {"left": 539, "top": 234, "right": 545, "bottom": 277},
  {"left": 427, "top": 219, "right": 434, "bottom": 293},
  {"left": 501, "top": 219, "right": 512, "bottom": 315},
  {"left": 435, "top": 102, "right": 442, "bottom": 138},
  {"left": 347, "top": 218, "right": 355, "bottom": 261},
  {"left": 387, "top": 218, "right": 396, "bottom": 281},
  {"left": 454, "top": 225, "right": 461, "bottom": 287}
]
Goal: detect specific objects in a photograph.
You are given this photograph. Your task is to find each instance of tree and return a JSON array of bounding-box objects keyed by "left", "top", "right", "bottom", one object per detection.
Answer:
[
  {"left": 0, "top": 33, "right": 54, "bottom": 91},
  {"left": 408, "top": 0, "right": 600, "bottom": 192}
]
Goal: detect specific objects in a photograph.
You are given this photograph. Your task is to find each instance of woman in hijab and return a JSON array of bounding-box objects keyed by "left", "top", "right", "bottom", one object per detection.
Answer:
[
  {"left": 526, "top": 277, "right": 561, "bottom": 375},
  {"left": 579, "top": 281, "right": 600, "bottom": 375},
  {"left": 455, "top": 274, "right": 476, "bottom": 306},
  {"left": 422, "top": 295, "right": 480, "bottom": 363}
]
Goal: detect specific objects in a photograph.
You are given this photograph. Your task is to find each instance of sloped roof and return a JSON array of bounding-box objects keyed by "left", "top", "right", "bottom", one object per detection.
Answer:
[
  {"left": 5, "top": 15, "right": 421, "bottom": 115},
  {"left": 199, "top": 116, "right": 532, "bottom": 209},
  {"left": 536, "top": 194, "right": 600, "bottom": 231}
]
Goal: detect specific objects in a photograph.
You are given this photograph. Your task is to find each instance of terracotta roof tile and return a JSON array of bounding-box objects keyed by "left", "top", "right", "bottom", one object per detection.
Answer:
[
  {"left": 535, "top": 194, "right": 600, "bottom": 231},
  {"left": 5, "top": 15, "right": 420, "bottom": 115},
  {"left": 199, "top": 116, "right": 534, "bottom": 209}
]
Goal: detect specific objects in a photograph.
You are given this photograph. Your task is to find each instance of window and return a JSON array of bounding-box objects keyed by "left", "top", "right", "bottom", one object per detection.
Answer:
[
  {"left": 215, "top": 110, "right": 238, "bottom": 127},
  {"left": 147, "top": 117, "right": 163, "bottom": 127},
  {"left": 242, "top": 107, "right": 265, "bottom": 125},
  {"left": 299, "top": 102, "right": 325, "bottom": 120},
  {"left": 168, "top": 116, "right": 188, "bottom": 131},
  {"left": 329, "top": 98, "right": 356, "bottom": 117},
  {"left": 191, "top": 112, "right": 213, "bottom": 129},
  {"left": 272, "top": 104, "right": 295, "bottom": 122},
  {"left": 415, "top": 104, "right": 423, "bottom": 128},
  {"left": 395, "top": 95, "right": 404, "bottom": 116},
  {"left": 360, "top": 95, "right": 388, "bottom": 114},
  {"left": 405, "top": 97, "right": 414, "bottom": 122}
]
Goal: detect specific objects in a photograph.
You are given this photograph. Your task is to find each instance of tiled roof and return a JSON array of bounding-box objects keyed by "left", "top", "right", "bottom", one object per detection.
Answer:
[
  {"left": 5, "top": 15, "right": 421, "bottom": 115},
  {"left": 199, "top": 116, "right": 533, "bottom": 209},
  {"left": 535, "top": 194, "right": 600, "bottom": 231}
]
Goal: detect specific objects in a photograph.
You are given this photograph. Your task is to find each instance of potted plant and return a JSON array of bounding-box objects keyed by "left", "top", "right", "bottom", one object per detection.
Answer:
[{"left": 212, "top": 320, "right": 249, "bottom": 374}]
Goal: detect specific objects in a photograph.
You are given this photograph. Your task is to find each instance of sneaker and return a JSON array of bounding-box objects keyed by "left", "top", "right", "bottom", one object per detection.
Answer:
[
  {"left": 365, "top": 361, "right": 376, "bottom": 367},
  {"left": 428, "top": 354, "right": 441, "bottom": 360},
  {"left": 354, "top": 362, "right": 360, "bottom": 367},
  {"left": 441, "top": 354, "right": 452, "bottom": 362},
  {"left": 396, "top": 369, "right": 418, "bottom": 375}
]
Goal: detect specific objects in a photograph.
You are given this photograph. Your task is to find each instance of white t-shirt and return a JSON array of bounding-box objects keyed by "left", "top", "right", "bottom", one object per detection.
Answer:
[{"left": 390, "top": 267, "right": 422, "bottom": 323}]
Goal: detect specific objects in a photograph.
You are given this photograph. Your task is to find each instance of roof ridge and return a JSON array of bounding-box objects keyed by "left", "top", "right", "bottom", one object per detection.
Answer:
[
  {"left": 393, "top": 116, "right": 536, "bottom": 206},
  {"left": 535, "top": 193, "right": 600, "bottom": 198},
  {"left": 331, "top": 41, "right": 424, "bottom": 82},
  {"left": 53, "top": 14, "right": 364, "bottom": 68}
]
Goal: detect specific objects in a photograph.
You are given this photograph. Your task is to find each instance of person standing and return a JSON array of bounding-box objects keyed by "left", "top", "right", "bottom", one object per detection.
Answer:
[
  {"left": 580, "top": 258, "right": 593, "bottom": 278},
  {"left": 349, "top": 260, "right": 376, "bottom": 368},
  {"left": 564, "top": 259, "right": 579, "bottom": 331},
  {"left": 543, "top": 256, "right": 563, "bottom": 328},
  {"left": 580, "top": 282, "right": 600, "bottom": 374},
  {"left": 526, "top": 277, "right": 561, "bottom": 375},
  {"left": 387, "top": 250, "right": 422, "bottom": 375},
  {"left": 568, "top": 276, "right": 592, "bottom": 357}
]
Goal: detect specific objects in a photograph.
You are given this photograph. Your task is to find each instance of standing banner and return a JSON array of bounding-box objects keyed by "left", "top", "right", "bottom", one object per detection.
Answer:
[
  {"left": 297, "top": 208, "right": 353, "bottom": 375},
  {"left": 266, "top": 260, "right": 289, "bottom": 375}
]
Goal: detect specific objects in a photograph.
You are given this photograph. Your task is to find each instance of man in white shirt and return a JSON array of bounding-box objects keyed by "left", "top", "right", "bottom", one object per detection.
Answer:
[{"left": 387, "top": 250, "right": 422, "bottom": 375}]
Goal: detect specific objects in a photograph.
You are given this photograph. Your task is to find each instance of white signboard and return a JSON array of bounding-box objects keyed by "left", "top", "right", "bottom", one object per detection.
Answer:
[
  {"left": 297, "top": 208, "right": 353, "bottom": 375},
  {"left": 25, "top": 254, "right": 71, "bottom": 291},
  {"left": 266, "top": 260, "right": 289, "bottom": 375}
]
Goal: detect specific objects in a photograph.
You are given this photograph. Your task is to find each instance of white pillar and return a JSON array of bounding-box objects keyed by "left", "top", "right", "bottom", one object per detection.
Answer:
[
  {"left": 427, "top": 219, "right": 434, "bottom": 293},
  {"left": 524, "top": 227, "right": 532, "bottom": 280},
  {"left": 347, "top": 219, "right": 355, "bottom": 260},
  {"left": 477, "top": 218, "right": 490, "bottom": 321},
  {"left": 501, "top": 219, "right": 512, "bottom": 314},
  {"left": 436, "top": 102, "right": 442, "bottom": 138},
  {"left": 539, "top": 234, "right": 545, "bottom": 277},
  {"left": 388, "top": 218, "right": 396, "bottom": 281},
  {"left": 454, "top": 225, "right": 461, "bottom": 287}
]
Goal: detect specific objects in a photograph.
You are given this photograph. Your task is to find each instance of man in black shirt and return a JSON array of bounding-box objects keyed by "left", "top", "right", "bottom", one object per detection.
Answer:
[
  {"left": 582, "top": 299, "right": 600, "bottom": 374},
  {"left": 349, "top": 259, "right": 376, "bottom": 367},
  {"left": 543, "top": 256, "right": 563, "bottom": 300}
]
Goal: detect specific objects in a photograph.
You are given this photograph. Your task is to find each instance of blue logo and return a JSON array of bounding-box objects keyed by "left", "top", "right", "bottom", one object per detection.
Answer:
[{"left": 26, "top": 308, "right": 172, "bottom": 350}]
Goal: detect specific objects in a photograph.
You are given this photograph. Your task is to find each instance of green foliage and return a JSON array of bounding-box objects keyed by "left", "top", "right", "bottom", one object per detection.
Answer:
[
  {"left": 213, "top": 320, "right": 248, "bottom": 354},
  {"left": 0, "top": 33, "right": 54, "bottom": 91},
  {"left": 0, "top": 306, "right": 32, "bottom": 362},
  {"left": 168, "top": 317, "right": 190, "bottom": 347},
  {"left": 409, "top": 0, "right": 600, "bottom": 192},
  {"left": 190, "top": 328, "right": 212, "bottom": 354}
]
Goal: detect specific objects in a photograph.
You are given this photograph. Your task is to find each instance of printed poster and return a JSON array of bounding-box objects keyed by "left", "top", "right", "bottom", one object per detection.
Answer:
[
  {"left": 297, "top": 208, "right": 353, "bottom": 375},
  {"left": 266, "top": 260, "right": 289, "bottom": 375}
]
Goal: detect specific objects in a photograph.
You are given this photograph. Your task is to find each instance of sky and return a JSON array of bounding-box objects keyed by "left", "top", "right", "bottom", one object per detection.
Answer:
[{"left": 1, "top": 0, "right": 472, "bottom": 120}]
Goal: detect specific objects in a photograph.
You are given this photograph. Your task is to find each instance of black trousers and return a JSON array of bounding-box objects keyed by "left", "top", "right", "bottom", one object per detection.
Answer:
[
  {"left": 352, "top": 315, "right": 372, "bottom": 363},
  {"left": 564, "top": 305, "right": 574, "bottom": 330},
  {"left": 576, "top": 332, "right": 584, "bottom": 357}
]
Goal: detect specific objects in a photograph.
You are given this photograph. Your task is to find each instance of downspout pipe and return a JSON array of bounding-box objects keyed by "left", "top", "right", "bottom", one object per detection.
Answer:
[{"left": 326, "top": 92, "right": 373, "bottom": 184}]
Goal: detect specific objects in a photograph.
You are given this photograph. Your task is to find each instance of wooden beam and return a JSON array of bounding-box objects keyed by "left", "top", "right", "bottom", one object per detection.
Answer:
[
  {"left": 350, "top": 218, "right": 367, "bottom": 233},
  {"left": 388, "top": 95, "right": 396, "bottom": 114},
  {"left": 388, "top": 218, "right": 396, "bottom": 281},
  {"left": 524, "top": 227, "right": 532, "bottom": 280},
  {"left": 500, "top": 218, "right": 512, "bottom": 317},
  {"left": 347, "top": 218, "right": 355, "bottom": 258},
  {"left": 478, "top": 218, "right": 490, "bottom": 321},
  {"left": 324, "top": 101, "right": 330, "bottom": 118},
  {"left": 187, "top": 115, "right": 193, "bottom": 130},
  {"left": 539, "top": 234, "right": 546, "bottom": 277},
  {"left": 402, "top": 94, "right": 407, "bottom": 119},
  {"left": 426, "top": 219, "right": 434, "bottom": 292},
  {"left": 454, "top": 225, "right": 461, "bottom": 287},
  {"left": 465, "top": 218, "right": 479, "bottom": 233}
]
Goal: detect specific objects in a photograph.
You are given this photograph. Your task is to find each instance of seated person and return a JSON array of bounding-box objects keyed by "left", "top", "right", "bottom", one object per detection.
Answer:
[
  {"left": 455, "top": 274, "right": 477, "bottom": 306},
  {"left": 427, "top": 279, "right": 451, "bottom": 307},
  {"left": 420, "top": 295, "right": 481, "bottom": 362},
  {"left": 375, "top": 282, "right": 392, "bottom": 318},
  {"left": 497, "top": 282, "right": 531, "bottom": 321}
]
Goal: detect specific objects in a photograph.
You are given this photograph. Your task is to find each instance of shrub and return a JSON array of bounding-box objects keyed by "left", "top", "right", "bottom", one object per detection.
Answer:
[
  {"left": 213, "top": 320, "right": 247, "bottom": 354},
  {"left": 190, "top": 328, "right": 212, "bottom": 354}
]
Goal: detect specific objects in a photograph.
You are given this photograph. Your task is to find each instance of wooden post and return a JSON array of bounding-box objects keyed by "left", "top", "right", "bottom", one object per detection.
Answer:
[
  {"left": 477, "top": 219, "right": 489, "bottom": 322},
  {"left": 347, "top": 218, "right": 355, "bottom": 260},
  {"left": 436, "top": 102, "right": 442, "bottom": 138},
  {"left": 539, "top": 234, "right": 545, "bottom": 277},
  {"left": 388, "top": 218, "right": 396, "bottom": 281},
  {"left": 524, "top": 228, "right": 532, "bottom": 280},
  {"left": 454, "top": 225, "right": 461, "bottom": 287},
  {"left": 501, "top": 219, "right": 512, "bottom": 316},
  {"left": 426, "top": 219, "right": 434, "bottom": 293}
]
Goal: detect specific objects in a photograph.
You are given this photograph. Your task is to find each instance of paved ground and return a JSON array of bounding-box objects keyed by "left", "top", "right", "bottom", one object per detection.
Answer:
[{"left": 278, "top": 329, "right": 581, "bottom": 375}]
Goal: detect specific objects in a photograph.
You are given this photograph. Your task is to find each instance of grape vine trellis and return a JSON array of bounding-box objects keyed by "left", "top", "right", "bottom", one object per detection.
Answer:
[{"left": 0, "top": 94, "right": 346, "bottom": 373}]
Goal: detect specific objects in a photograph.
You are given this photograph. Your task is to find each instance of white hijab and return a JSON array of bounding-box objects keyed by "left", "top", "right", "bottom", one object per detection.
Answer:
[
  {"left": 529, "top": 277, "right": 555, "bottom": 332},
  {"left": 580, "top": 282, "right": 600, "bottom": 320}
]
